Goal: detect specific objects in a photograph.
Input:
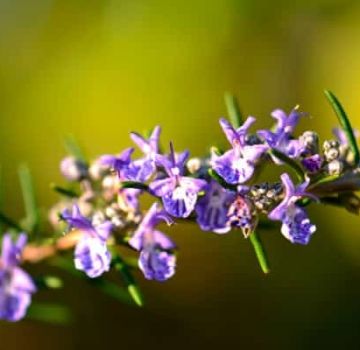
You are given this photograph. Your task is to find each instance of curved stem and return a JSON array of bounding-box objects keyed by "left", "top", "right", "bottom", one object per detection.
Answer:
[{"left": 249, "top": 231, "right": 270, "bottom": 274}]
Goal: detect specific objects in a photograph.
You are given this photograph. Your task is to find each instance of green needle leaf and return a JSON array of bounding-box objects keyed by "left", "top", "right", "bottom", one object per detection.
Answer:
[
  {"left": 0, "top": 211, "right": 23, "bottom": 231},
  {"left": 208, "top": 169, "right": 237, "bottom": 191},
  {"left": 249, "top": 231, "right": 270, "bottom": 274},
  {"left": 50, "top": 183, "right": 79, "bottom": 198},
  {"left": 120, "top": 181, "right": 149, "bottom": 192},
  {"left": 64, "top": 135, "right": 87, "bottom": 162},
  {"left": 324, "top": 90, "right": 360, "bottom": 165},
  {"left": 113, "top": 255, "right": 144, "bottom": 307},
  {"left": 27, "top": 303, "right": 73, "bottom": 325},
  {"left": 18, "top": 164, "right": 39, "bottom": 234},
  {"left": 269, "top": 149, "right": 305, "bottom": 182},
  {"left": 224, "top": 92, "right": 243, "bottom": 128},
  {"left": 35, "top": 275, "right": 64, "bottom": 289},
  {"left": 50, "top": 257, "right": 133, "bottom": 305}
]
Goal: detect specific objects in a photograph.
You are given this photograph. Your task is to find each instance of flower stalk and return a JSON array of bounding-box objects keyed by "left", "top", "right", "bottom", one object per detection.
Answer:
[{"left": 249, "top": 231, "right": 270, "bottom": 274}]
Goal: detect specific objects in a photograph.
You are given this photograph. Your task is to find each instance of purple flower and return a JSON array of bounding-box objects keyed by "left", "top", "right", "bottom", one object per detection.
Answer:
[
  {"left": 149, "top": 143, "right": 207, "bottom": 218},
  {"left": 211, "top": 117, "right": 267, "bottom": 184},
  {"left": 258, "top": 108, "right": 304, "bottom": 162},
  {"left": 128, "top": 126, "right": 161, "bottom": 182},
  {"left": 195, "top": 180, "right": 236, "bottom": 234},
  {"left": 301, "top": 154, "right": 323, "bottom": 173},
  {"left": 98, "top": 148, "right": 134, "bottom": 179},
  {"left": 62, "top": 205, "right": 113, "bottom": 278},
  {"left": 129, "top": 203, "right": 176, "bottom": 281},
  {"left": 268, "top": 173, "right": 316, "bottom": 244},
  {"left": 0, "top": 233, "right": 36, "bottom": 322}
]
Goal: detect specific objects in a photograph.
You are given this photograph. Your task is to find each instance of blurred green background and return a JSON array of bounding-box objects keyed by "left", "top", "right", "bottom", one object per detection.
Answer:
[{"left": 1, "top": 0, "right": 360, "bottom": 348}]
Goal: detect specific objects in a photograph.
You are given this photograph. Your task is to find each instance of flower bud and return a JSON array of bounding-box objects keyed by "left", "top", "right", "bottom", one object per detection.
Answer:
[
  {"left": 227, "top": 195, "right": 258, "bottom": 237},
  {"left": 60, "top": 157, "right": 88, "bottom": 181}
]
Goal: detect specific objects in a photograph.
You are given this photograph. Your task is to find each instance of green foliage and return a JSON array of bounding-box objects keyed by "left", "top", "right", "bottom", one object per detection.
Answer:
[
  {"left": 224, "top": 92, "right": 243, "bottom": 128},
  {"left": 18, "top": 164, "right": 39, "bottom": 235},
  {"left": 27, "top": 303, "right": 73, "bottom": 325},
  {"left": 324, "top": 90, "right": 360, "bottom": 165},
  {"left": 248, "top": 231, "right": 270, "bottom": 274},
  {"left": 113, "top": 255, "right": 144, "bottom": 307},
  {"left": 269, "top": 149, "right": 305, "bottom": 182},
  {"left": 64, "top": 135, "right": 87, "bottom": 162}
]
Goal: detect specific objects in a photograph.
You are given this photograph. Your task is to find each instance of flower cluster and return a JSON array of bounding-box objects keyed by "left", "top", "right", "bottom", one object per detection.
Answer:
[{"left": 1, "top": 90, "right": 360, "bottom": 322}]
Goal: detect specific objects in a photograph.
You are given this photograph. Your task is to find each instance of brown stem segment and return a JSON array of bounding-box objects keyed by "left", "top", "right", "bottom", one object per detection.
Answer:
[{"left": 22, "top": 230, "right": 82, "bottom": 263}]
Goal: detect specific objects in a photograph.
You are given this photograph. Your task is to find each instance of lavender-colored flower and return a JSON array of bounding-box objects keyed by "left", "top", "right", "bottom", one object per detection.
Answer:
[
  {"left": 149, "top": 143, "right": 207, "bottom": 218},
  {"left": 98, "top": 148, "right": 134, "bottom": 179},
  {"left": 195, "top": 180, "right": 236, "bottom": 234},
  {"left": 128, "top": 126, "right": 161, "bottom": 182},
  {"left": 211, "top": 117, "right": 267, "bottom": 184},
  {"left": 268, "top": 173, "right": 316, "bottom": 244},
  {"left": 258, "top": 108, "right": 304, "bottom": 162},
  {"left": 301, "top": 154, "right": 323, "bottom": 173},
  {"left": 0, "top": 233, "right": 36, "bottom": 322},
  {"left": 129, "top": 203, "right": 176, "bottom": 281},
  {"left": 62, "top": 205, "right": 113, "bottom": 278}
]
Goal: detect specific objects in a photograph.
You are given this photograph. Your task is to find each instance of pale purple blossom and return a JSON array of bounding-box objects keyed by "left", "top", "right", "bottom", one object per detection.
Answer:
[
  {"left": 128, "top": 126, "right": 161, "bottom": 182},
  {"left": 0, "top": 233, "right": 36, "bottom": 322},
  {"left": 258, "top": 108, "right": 304, "bottom": 162},
  {"left": 62, "top": 206, "right": 113, "bottom": 278},
  {"left": 211, "top": 117, "right": 267, "bottom": 184},
  {"left": 98, "top": 148, "right": 134, "bottom": 179},
  {"left": 129, "top": 203, "right": 176, "bottom": 281},
  {"left": 149, "top": 143, "right": 207, "bottom": 218},
  {"left": 195, "top": 180, "right": 236, "bottom": 234},
  {"left": 268, "top": 173, "right": 316, "bottom": 244},
  {"left": 301, "top": 154, "right": 323, "bottom": 173}
]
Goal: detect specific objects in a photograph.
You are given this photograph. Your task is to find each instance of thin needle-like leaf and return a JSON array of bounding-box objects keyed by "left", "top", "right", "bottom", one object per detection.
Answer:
[
  {"left": 269, "top": 149, "right": 305, "bottom": 182},
  {"left": 27, "top": 303, "right": 73, "bottom": 325},
  {"left": 324, "top": 90, "right": 360, "bottom": 165},
  {"left": 50, "top": 183, "right": 79, "bottom": 198},
  {"left": 248, "top": 231, "right": 270, "bottom": 274},
  {"left": 208, "top": 169, "right": 237, "bottom": 191},
  {"left": 64, "top": 135, "right": 87, "bottom": 162},
  {"left": 0, "top": 211, "right": 23, "bottom": 231},
  {"left": 18, "top": 164, "right": 39, "bottom": 234},
  {"left": 113, "top": 255, "right": 144, "bottom": 307},
  {"left": 120, "top": 181, "right": 149, "bottom": 192},
  {"left": 224, "top": 92, "right": 243, "bottom": 128}
]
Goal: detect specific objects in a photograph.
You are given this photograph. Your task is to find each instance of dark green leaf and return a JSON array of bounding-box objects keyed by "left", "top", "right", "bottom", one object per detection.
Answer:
[
  {"left": 0, "top": 211, "right": 23, "bottom": 231},
  {"left": 27, "top": 303, "right": 73, "bottom": 325},
  {"left": 224, "top": 92, "right": 243, "bottom": 128},
  {"left": 50, "top": 257, "right": 133, "bottom": 305},
  {"left": 120, "top": 181, "right": 149, "bottom": 192},
  {"left": 269, "top": 149, "right": 305, "bottom": 182},
  {"left": 50, "top": 183, "right": 78, "bottom": 198},
  {"left": 113, "top": 255, "right": 144, "bottom": 307},
  {"left": 324, "top": 90, "right": 360, "bottom": 165},
  {"left": 18, "top": 164, "right": 39, "bottom": 234},
  {"left": 208, "top": 169, "right": 237, "bottom": 191},
  {"left": 35, "top": 276, "right": 64, "bottom": 289}
]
